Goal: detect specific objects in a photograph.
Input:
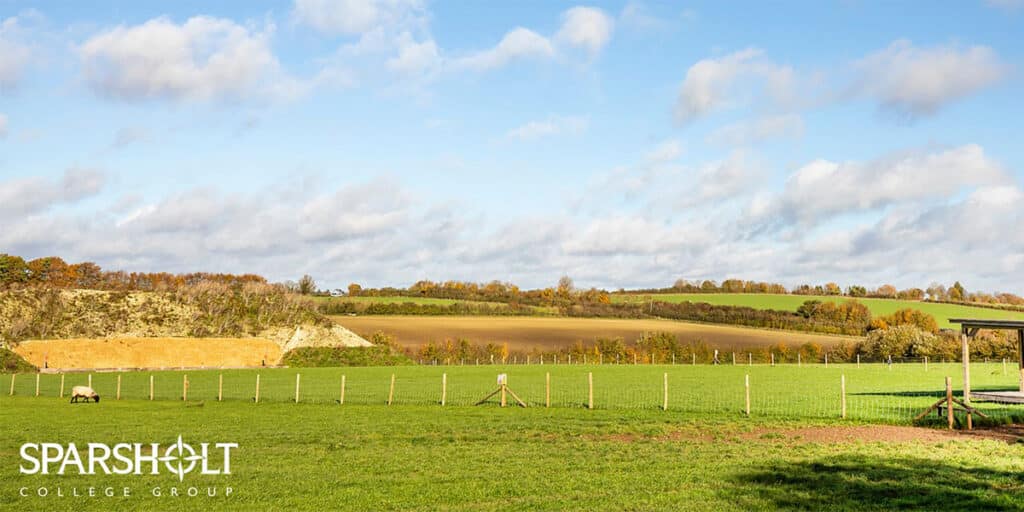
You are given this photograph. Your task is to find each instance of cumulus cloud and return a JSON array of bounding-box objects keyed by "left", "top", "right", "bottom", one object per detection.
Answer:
[
  {"left": 852, "top": 40, "right": 1006, "bottom": 118},
  {"left": 750, "top": 144, "right": 1007, "bottom": 227},
  {"left": 706, "top": 114, "right": 804, "bottom": 146},
  {"left": 674, "top": 48, "right": 795, "bottom": 124},
  {"left": 0, "top": 16, "right": 32, "bottom": 90},
  {"left": 386, "top": 32, "right": 440, "bottom": 75},
  {"left": 644, "top": 139, "right": 683, "bottom": 164},
  {"left": 0, "top": 168, "right": 105, "bottom": 217},
  {"left": 292, "top": 0, "right": 424, "bottom": 36},
  {"left": 556, "top": 6, "right": 614, "bottom": 56},
  {"left": 452, "top": 27, "right": 555, "bottom": 71},
  {"left": 78, "top": 16, "right": 306, "bottom": 102},
  {"left": 506, "top": 115, "right": 588, "bottom": 141}
]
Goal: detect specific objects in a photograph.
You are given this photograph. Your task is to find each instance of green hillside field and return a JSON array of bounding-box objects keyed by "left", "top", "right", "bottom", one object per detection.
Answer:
[{"left": 612, "top": 293, "right": 1024, "bottom": 330}]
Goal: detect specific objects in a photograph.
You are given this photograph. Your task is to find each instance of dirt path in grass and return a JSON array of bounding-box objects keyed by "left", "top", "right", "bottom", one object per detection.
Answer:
[{"left": 601, "top": 425, "right": 1024, "bottom": 444}]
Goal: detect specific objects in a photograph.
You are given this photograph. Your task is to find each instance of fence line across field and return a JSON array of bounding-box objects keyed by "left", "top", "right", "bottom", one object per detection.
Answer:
[{"left": 5, "top": 362, "right": 1023, "bottom": 426}]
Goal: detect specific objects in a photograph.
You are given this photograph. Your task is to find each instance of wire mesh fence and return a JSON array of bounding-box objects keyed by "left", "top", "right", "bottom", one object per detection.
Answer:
[{"left": 6, "top": 361, "right": 1024, "bottom": 425}]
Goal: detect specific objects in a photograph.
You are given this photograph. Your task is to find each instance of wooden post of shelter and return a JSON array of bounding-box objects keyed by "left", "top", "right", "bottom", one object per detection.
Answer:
[
  {"left": 218, "top": 374, "right": 223, "bottom": 401},
  {"left": 339, "top": 375, "right": 346, "bottom": 405},
  {"left": 255, "top": 374, "right": 261, "bottom": 403},
  {"left": 149, "top": 375, "right": 154, "bottom": 401},
  {"left": 8, "top": 374, "right": 13, "bottom": 396},
  {"left": 295, "top": 373, "right": 301, "bottom": 403},
  {"left": 946, "top": 376, "right": 954, "bottom": 429},
  {"left": 35, "top": 373, "right": 40, "bottom": 397},
  {"left": 387, "top": 374, "right": 395, "bottom": 405},
  {"left": 961, "top": 332, "right": 971, "bottom": 403},
  {"left": 183, "top": 374, "right": 188, "bottom": 402},
  {"left": 59, "top": 374, "right": 65, "bottom": 398},
  {"left": 441, "top": 373, "right": 447, "bottom": 406},
  {"left": 116, "top": 374, "right": 121, "bottom": 400}
]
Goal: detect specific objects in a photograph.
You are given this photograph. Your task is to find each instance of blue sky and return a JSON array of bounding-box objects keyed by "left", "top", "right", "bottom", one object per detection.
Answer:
[{"left": 1, "top": 1, "right": 1022, "bottom": 292}]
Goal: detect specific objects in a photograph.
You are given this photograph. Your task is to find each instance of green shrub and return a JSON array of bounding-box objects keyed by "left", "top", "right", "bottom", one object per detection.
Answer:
[
  {"left": 282, "top": 346, "right": 414, "bottom": 367},
  {"left": 0, "top": 348, "right": 37, "bottom": 373}
]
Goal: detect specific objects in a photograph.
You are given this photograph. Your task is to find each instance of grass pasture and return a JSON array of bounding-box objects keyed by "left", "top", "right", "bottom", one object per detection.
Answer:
[
  {"left": 3, "top": 364, "right": 1024, "bottom": 511},
  {"left": 332, "top": 315, "right": 850, "bottom": 352},
  {"left": 612, "top": 293, "right": 1024, "bottom": 329}
]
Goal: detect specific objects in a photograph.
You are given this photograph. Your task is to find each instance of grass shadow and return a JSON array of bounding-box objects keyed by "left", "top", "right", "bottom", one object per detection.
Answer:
[{"left": 733, "top": 455, "right": 1024, "bottom": 510}]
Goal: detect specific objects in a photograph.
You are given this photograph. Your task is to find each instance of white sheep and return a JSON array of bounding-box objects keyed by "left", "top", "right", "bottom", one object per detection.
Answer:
[{"left": 70, "top": 385, "right": 100, "bottom": 403}]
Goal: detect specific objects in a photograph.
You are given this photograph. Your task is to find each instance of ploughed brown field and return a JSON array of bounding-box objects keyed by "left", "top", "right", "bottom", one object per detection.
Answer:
[
  {"left": 332, "top": 315, "right": 851, "bottom": 351},
  {"left": 14, "top": 337, "right": 282, "bottom": 370}
]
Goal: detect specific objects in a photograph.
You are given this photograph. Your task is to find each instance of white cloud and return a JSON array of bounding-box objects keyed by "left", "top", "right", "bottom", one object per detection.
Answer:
[
  {"left": 386, "top": 32, "right": 440, "bottom": 75},
  {"left": 852, "top": 40, "right": 1006, "bottom": 118},
  {"left": 0, "top": 16, "right": 32, "bottom": 90},
  {"left": 674, "top": 48, "right": 795, "bottom": 124},
  {"left": 0, "top": 113, "right": 7, "bottom": 138},
  {"left": 506, "top": 115, "right": 588, "bottom": 141},
  {"left": 644, "top": 139, "right": 683, "bottom": 164},
  {"left": 78, "top": 16, "right": 304, "bottom": 102},
  {"left": 750, "top": 144, "right": 1008, "bottom": 227},
  {"left": 0, "top": 168, "right": 105, "bottom": 217},
  {"left": 292, "top": 0, "right": 424, "bottom": 36},
  {"left": 452, "top": 27, "right": 555, "bottom": 71},
  {"left": 556, "top": 6, "right": 614, "bottom": 56},
  {"left": 706, "top": 114, "right": 804, "bottom": 146}
]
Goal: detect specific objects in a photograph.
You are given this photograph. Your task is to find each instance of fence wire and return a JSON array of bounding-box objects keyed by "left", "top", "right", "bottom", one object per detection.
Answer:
[{"left": 6, "top": 362, "right": 1023, "bottom": 425}]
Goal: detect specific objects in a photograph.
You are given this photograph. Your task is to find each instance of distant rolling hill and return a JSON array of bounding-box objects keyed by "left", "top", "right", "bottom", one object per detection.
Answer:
[{"left": 611, "top": 293, "right": 1024, "bottom": 330}]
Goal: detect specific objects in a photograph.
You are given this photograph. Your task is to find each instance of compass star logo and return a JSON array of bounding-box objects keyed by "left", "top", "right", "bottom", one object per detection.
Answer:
[{"left": 159, "top": 436, "right": 205, "bottom": 482}]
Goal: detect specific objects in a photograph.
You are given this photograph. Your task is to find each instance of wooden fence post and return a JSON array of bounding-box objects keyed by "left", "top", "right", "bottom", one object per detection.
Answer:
[
  {"left": 588, "top": 372, "right": 594, "bottom": 410},
  {"left": 798, "top": 353, "right": 801, "bottom": 367},
  {"left": 925, "top": 356, "right": 928, "bottom": 372},
  {"left": 500, "top": 377, "right": 507, "bottom": 408},
  {"left": 1002, "top": 358, "right": 1006, "bottom": 375},
  {"left": 671, "top": 354, "right": 675, "bottom": 365},
  {"left": 35, "top": 373, "right": 40, "bottom": 397},
  {"left": 748, "top": 353, "right": 752, "bottom": 366},
  {"left": 340, "top": 375, "right": 346, "bottom": 405},
  {"left": 218, "top": 374, "right": 223, "bottom": 401},
  {"left": 441, "top": 373, "right": 447, "bottom": 406},
  {"left": 662, "top": 373, "right": 668, "bottom": 411},
  {"left": 732, "top": 352, "right": 736, "bottom": 365},
  {"left": 116, "top": 374, "right": 122, "bottom": 401},
  {"left": 149, "top": 375, "right": 154, "bottom": 401},
  {"left": 770, "top": 353, "right": 775, "bottom": 367},
  {"left": 691, "top": 354, "right": 696, "bottom": 366},
  {"left": 182, "top": 374, "right": 188, "bottom": 402},
  {"left": 824, "top": 354, "right": 828, "bottom": 367},
  {"left": 946, "top": 376, "right": 953, "bottom": 429},
  {"left": 387, "top": 374, "right": 395, "bottom": 405},
  {"left": 857, "top": 354, "right": 860, "bottom": 368},
  {"left": 840, "top": 374, "right": 846, "bottom": 419},
  {"left": 745, "top": 375, "right": 750, "bottom": 416},
  {"left": 8, "top": 374, "right": 14, "bottom": 396},
  {"left": 633, "top": 353, "right": 637, "bottom": 365},
  {"left": 59, "top": 374, "right": 65, "bottom": 398},
  {"left": 545, "top": 372, "right": 551, "bottom": 408},
  {"left": 295, "top": 373, "right": 301, "bottom": 403},
  {"left": 88, "top": 374, "right": 92, "bottom": 388},
  {"left": 255, "top": 374, "right": 261, "bottom": 404}
]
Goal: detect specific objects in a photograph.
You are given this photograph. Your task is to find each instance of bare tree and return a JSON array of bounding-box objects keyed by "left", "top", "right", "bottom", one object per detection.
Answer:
[{"left": 298, "top": 275, "right": 316, "bottom": 295}]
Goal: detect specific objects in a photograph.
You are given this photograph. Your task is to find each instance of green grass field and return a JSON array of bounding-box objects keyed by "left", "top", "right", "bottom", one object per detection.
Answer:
[
  {"left": 613, "top": 293, "right": 1024, "bottom": 329},
  {"left": 3, "top": 371, "right": 1024, "bottom": 510}
]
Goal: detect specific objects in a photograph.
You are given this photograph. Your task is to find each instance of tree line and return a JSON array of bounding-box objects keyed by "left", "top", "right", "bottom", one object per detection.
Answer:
[{"left": 0, "top": 254, "right": 265, "bottom": 291}]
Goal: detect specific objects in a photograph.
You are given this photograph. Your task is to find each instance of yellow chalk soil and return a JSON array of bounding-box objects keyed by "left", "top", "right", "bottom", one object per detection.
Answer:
[{"left": 14, "top": 337, "right": 282, "bottom": 369}]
